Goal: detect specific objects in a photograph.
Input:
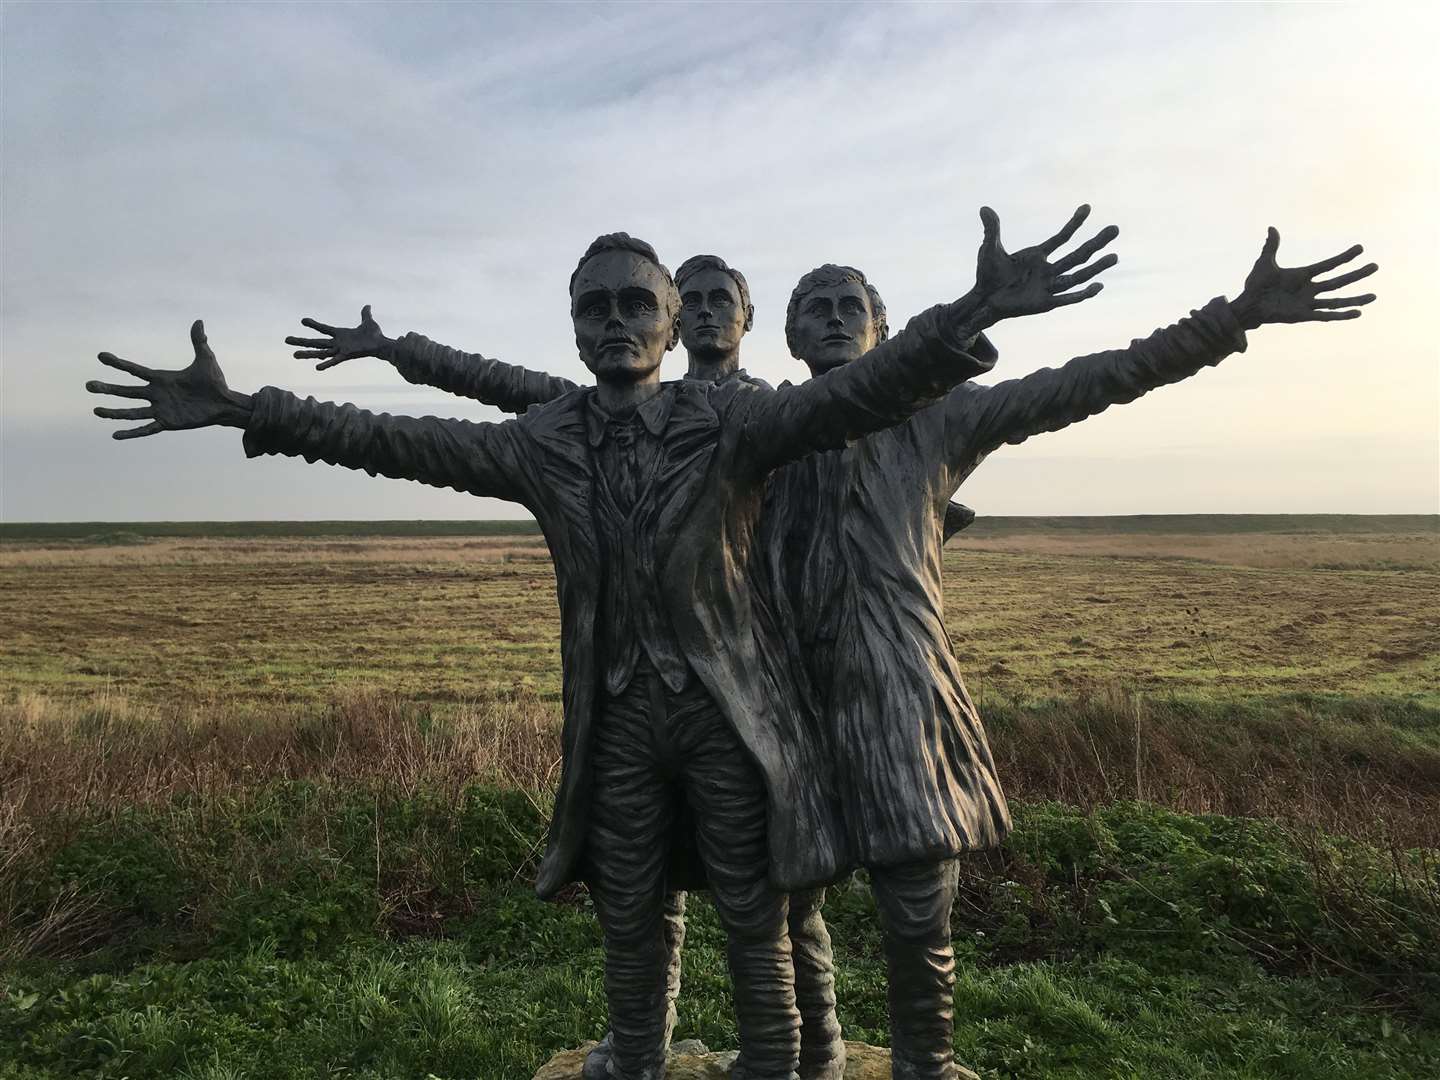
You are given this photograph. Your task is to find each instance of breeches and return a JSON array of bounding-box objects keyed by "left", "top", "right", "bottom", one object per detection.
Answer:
[{"left": 583, "top": 664, "right": 798, "bottom": 1080}]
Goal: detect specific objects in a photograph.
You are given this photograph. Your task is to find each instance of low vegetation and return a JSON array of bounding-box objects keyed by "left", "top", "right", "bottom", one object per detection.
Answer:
[{"left": 1, "top": 517, "right": 1436, "bottom": 1077}]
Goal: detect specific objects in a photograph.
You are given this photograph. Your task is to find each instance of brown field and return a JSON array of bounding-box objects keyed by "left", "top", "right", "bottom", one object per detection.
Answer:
[{"left": 2, "top": 519, "right": 1437, "bottom": 846}]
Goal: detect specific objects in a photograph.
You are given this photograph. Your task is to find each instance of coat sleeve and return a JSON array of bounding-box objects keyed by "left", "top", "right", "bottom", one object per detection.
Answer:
[
  {"left": 241, "top": 386, "right": 533, "bottom": 507},
  {"left": 390, "top": 332, "right": 581, "bottom": 415},
  {"left": 944, "top": 297, "right": 1248, "bottom": 467},
  {"left": 732, "top": 303, "right": 996, "bottom": 475}
]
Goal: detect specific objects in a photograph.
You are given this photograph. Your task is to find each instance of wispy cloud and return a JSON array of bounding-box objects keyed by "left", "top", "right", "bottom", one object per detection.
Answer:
[{"left": 3, "top": 1, "right": 1435, "bottom": 519}]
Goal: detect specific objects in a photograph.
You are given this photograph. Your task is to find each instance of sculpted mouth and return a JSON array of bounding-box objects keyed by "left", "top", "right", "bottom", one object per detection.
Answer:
[
  {"left": 823, "top": 334, "right": 853, "bottom": 344},
  {"left": 599, "top": 339, "right": 636, "bottom": 351}
]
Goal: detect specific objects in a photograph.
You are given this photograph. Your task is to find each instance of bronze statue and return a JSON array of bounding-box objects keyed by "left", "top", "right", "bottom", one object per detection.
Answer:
[
  {"left": 283, "top": 248, "right": 985, "bottom": 1080},
  {"left": 271, "top": 216, "right": 1376, "bottom": 1080},
  {"left": 88, "top": 211, "right": 1119, "bottom": 1080}
]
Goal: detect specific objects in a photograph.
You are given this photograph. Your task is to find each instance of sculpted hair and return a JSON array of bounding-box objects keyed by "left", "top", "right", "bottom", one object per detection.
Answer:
[
  {"left": 675, "top": 254, "right": 752, "bottom": 314},
  {"left": 784, "top": 263, "right": 889, "bottom": 357},
  {"left": 570, "top": 232, "right": 680, "bottom": 317}
]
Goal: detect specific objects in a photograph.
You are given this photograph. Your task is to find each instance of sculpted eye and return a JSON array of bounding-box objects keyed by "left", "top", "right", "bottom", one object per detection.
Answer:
[
  {"left": 681, "top": 295, "right": 701, "bottom": 310},
  {"left": 712, "top": 294, "right": 733, "bottom": 308},
  {"left": 582, "top": 303, "right": 607, "bottom": 319},
  {"left": 840, "top": 298, "right": 865, "bottom": 315},
  {"left": 626, "top": 299, "right": 656, "bottom": 316}
]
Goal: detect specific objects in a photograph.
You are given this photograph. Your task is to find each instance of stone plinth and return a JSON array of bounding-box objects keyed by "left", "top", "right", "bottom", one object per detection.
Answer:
[{"left": 532, "top": 1040, "right": 980, "bottom": 1079}]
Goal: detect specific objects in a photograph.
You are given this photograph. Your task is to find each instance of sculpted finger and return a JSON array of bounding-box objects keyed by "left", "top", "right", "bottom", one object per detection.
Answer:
[
  {"left": 979, "top": 206, "right": 1001, "bottom": 251},
  {"left": 113, "top": 422, "right": 164, "bottom": 440},
  {"left": 316, "top": 355, "right": 352, "bottom": 371},
  {"left": 1052, "top": 282, "right": 1104, "bottom": 307},
  {"left": 1311, "top": 294, "right": 1376, "bottom": 309},
  {"left": 1261, "top": 227, "right": 1280, "bottom": 264},
  {"left": 86, "top": 380, "right": 152, "bottom": 400},
  {"left": 94, "top": 406, "right": 155, "bottom": 420},
  {"left": 1301, "top": 309, "right": 1363, "bottom": 321},
  {"left": 360, "top": 304, "right": 373, "bottom": 323},
  {"left": 292, "top": 349, "right": 335, "bottom": 360},
  {"left": 300, "top": 317, "right": 339, "bottom": 335},
  {"left": 285, "top": 336, "right": 334, "bottom": 349},
  {"left": 1052, "top": 253, "right": 1118, "bottom": 292},
  {"left": 1312, "top": 263, "right": 1378, "bottom": 292},
  {"left": 1052, "top": 225, "right": 1120, "bottom": 274},
  {"left": 1040, "top": 204, "right": 1091, "bottom": 254},
  {"left": 190, "top": 319, "right": 216, "bottom": 364},
  {"left": 97, "top": 352, "right": 153, "bottom": 379},
  {"left": 1301, "top": 244, "right": 1364, "bottom": 276}
]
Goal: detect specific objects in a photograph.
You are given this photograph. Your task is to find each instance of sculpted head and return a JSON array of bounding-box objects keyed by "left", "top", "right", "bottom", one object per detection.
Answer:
[
  {"left": 675, "top": 255, "right": 754, "bottom": 362},
  {"left": 784, "top": 264, "right": 889, "bottom": 375},
  {"left": 570, "top": 233, "right": 680, "bottom": 383}
]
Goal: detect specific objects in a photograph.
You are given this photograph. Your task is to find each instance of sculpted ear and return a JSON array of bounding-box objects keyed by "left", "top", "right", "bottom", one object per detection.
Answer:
[
  {"left": 667, "top": 314, "right": 681, "bottom": 351},
  {"left": 744, "top": 304, "right": 755, "bottom": 332}
]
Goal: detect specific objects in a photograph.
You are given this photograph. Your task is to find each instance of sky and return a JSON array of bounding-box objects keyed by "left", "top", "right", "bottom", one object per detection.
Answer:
[{"left": 2, "top": 1, "right": 1437, "bottom": 521}]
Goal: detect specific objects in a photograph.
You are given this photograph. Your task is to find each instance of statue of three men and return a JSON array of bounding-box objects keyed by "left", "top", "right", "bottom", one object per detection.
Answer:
[{"left": 88, "top": 207, "right": 1375, "bottom": 1080}]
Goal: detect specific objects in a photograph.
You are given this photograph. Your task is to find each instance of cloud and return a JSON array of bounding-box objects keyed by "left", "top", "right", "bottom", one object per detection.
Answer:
[{"left": 3, "top": 1, "right": 1436, "bottom": 519}]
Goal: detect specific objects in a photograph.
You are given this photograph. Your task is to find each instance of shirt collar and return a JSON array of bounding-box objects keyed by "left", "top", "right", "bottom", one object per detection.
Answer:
[{"left": 585, "top": 386, "right": 674, "bottom": 447}]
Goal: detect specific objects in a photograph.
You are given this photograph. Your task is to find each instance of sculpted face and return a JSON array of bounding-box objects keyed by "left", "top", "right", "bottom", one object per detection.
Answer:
[
  {"left": 571, "top": 249, "right": 678, "bottom": 382},
  {"left": 790, "top": 281, "right": 879, "bottom": 374},
  {"left": 679, "top": 268, "right": 751, "bottom": 358}
]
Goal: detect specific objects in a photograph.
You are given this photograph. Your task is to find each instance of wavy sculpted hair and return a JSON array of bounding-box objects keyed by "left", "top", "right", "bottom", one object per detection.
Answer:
[
  {"left": 675, "top": 254, "right": 753, "bottom": 316},
  {"left": 569, "top": 233, "right": 680, "bottom": 319},
  {"left": 783, "top": 263, "right": 889, "bottom": 359}
]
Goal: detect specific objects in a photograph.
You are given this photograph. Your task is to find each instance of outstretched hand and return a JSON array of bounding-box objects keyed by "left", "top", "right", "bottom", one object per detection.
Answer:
[
  {"left": 1231, "top": 230, "right": 1377, "bottom": 331},
  {"left": 86, "top": 320, "right": 252, "bottom": 439},
  {"left": 974, "top": 205, "right": 1119, "bottom": 319},
  {"left": 286, "top": 305, "right": 392, "bottom": 371}
]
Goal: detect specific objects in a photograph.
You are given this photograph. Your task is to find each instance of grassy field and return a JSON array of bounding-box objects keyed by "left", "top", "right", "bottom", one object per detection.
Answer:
[{"left": 2, "top": 516, "right": 1437, "bottom": 1078}]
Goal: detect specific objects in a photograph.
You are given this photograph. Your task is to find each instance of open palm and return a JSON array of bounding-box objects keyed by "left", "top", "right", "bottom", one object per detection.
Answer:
[
  {"left": 1231, "top": 229, "right": 1377, "bottom": 330},
  {"left": 286, "top": 304, "right": 392, "bottom": 371},
  {"left": 86, "top": 320, "right": 252, "bottom": 438},
  {"left": 976, "top": 205, "right": 1119, "bottom": 319}
]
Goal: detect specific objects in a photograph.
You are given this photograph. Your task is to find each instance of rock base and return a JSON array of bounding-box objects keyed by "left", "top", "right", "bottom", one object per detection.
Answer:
[{"left": 532, "top": 1040, "right": 979, "bottom": 1079}]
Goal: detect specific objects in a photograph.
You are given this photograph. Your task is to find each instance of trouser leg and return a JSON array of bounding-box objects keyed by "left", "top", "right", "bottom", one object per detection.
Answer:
[
  {"left": 583, "top": 889, "right": 686, "bottom": 1080},
  {"left": 584, "top": 687, "right": 676, "bottom": 1080},
  {"left": 680, "top": 700, "right": 799, "bottom": 1080},
  {"left": 787, "top": 888, "right": 844, "bottom": 1079},
  {"left": 869, "top": 859, "right": 961, "bottom": 1080}
]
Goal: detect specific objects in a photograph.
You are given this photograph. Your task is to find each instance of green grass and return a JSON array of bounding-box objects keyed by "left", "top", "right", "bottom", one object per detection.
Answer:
[{"left": 3, "top": 789, "right": 1437, "bottom": 1079}]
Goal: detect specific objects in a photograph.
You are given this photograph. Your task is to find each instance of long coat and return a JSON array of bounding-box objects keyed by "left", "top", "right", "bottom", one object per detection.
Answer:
[
  {"left": 759, "top": 297, "right": 1248, "bottom": 868},
  {"left": 241, "top": 304, "right": 994, "bottom": 897}
]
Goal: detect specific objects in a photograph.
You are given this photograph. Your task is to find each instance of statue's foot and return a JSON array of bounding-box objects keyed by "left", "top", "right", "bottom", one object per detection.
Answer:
[
  {"left": 581, "top": 1033, "right": 612, "bottom": 1080},
  {"left": 797, "top": 1038, "right": 846, "bottom": 1080}
]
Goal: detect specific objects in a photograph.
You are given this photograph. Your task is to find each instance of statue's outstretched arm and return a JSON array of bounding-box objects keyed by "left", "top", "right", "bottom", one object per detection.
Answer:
[
  {"left": 740, "top": 205, "right": 1119, "bottom": 474},
  {"left": 287, "top": 305, "right": 579, "bottom": 415},
  {"left": 88, "top": 320, "right": 532, "bottom": 505},
  {"left": 943, "top": 230, "right": 1377, "bottom": 466}
]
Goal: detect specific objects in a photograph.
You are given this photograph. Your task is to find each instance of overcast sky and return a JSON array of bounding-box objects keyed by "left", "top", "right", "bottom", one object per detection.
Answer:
[{"left": 3, "top": 1, "right": 1436, "bottom": 521}]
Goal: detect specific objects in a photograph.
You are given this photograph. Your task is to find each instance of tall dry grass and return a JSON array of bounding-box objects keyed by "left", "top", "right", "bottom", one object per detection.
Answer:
[
  {"left": 4, "top": 685, "right": 1436, "bottom": 849},
  {"left": 0, "top": 689, "right": 561, "bottom": 826}
]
